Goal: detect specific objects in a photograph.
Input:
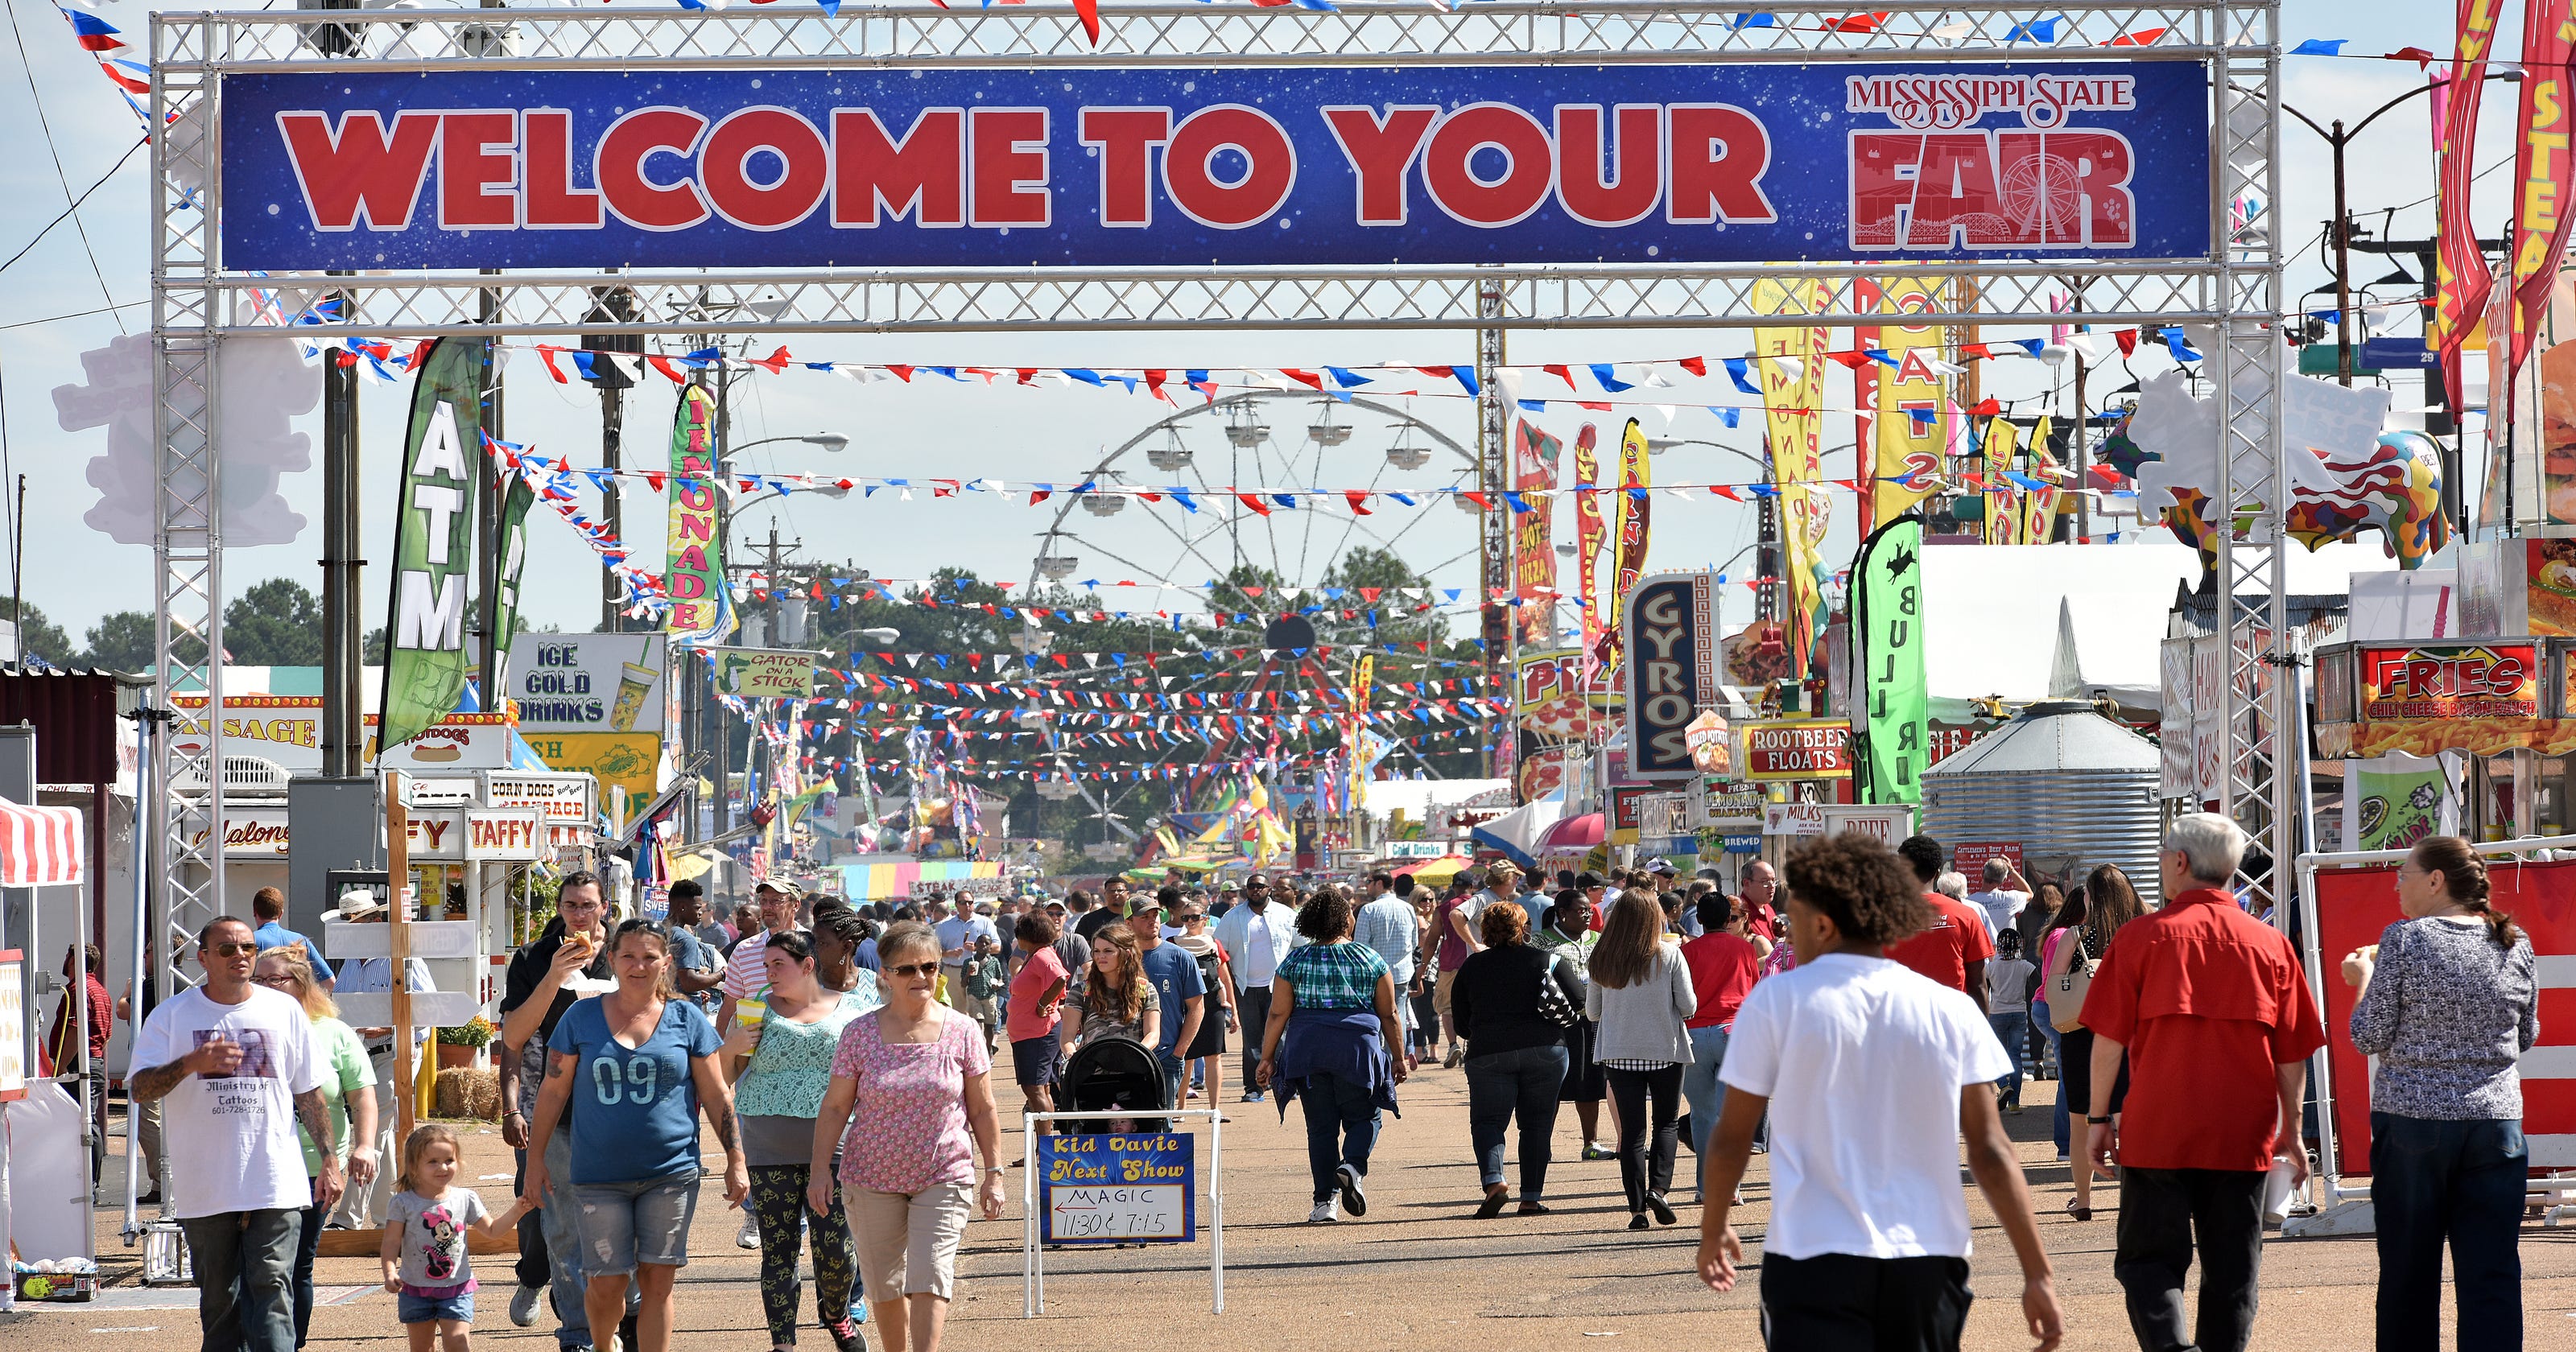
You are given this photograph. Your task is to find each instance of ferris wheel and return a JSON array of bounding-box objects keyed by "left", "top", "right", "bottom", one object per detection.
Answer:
[{"left": 1024, "top": 390, "right": 1481, "bottom": 596}]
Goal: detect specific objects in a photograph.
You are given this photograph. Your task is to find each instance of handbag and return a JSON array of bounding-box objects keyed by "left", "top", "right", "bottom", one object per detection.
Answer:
[
  {"left": 1534, "top": 953, "right": 1580, "bottom": 1029},
  {"left": 2048, "top": 929, "right": 2098, "bottom": 1033}
]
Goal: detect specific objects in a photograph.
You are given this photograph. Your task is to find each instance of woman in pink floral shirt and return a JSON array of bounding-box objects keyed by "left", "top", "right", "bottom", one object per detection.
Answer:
[{"left": 808, "top": 921, "right": 1004, "bottom": 1352}]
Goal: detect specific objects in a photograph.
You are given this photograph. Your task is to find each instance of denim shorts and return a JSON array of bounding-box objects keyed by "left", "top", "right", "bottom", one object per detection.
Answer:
[
  {"left": 397, "top": 1288, "right": 475, "bottom": 1325},
  {"left": 572, "top": 1173, "right": 700, "bottom": 1274}
]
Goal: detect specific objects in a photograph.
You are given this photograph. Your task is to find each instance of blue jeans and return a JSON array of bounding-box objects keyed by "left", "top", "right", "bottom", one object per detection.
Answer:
[
  {"left": 1158, "top": 1049, "right": 1187, "bottom": 1111},
  {"left": 232, "top": 1201, "right": 321, "bottom": 1348},
  {"left": 570, "top": 1173, "right": 701, "bottom": 1274},
  {"left": 1988, "top": 1011, "right": 2029, "bottom": 1107},
  {"left": 539, "top": 1131, "right": 636, "bottom": 1347},
  {"left": 181, "top": 1207, "right": 300, "bottom": 1352},
  {"left": 1294, "top": 1070, "right": 1381, "bottom": 1203},
  {"left": 1681, "top": 1024, "right": 1732, "bottom": 1159},
  {"left": 1466, "top": 1045, "right": 1568, "bottom": 1199},
  {"left": 2371, "top": 1112, "right": 2526, "bottom": 1352},
  {"left": 2033, "top": 1000, "right": 2069, "bottom": 1154}
]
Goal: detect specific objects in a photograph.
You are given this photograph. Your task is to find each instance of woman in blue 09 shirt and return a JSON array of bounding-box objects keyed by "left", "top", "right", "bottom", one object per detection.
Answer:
[{"left": 524, "top": 919, "right": 747, "bottom": 1352}]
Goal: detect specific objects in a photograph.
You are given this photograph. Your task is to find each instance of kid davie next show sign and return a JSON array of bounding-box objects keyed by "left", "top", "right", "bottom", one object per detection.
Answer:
[{"left": 219, "top": 64, "right": 2210, "bottom": 270}]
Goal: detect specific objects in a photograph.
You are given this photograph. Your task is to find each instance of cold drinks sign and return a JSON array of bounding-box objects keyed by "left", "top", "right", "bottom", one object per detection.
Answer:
[{"left": 218, "top": 64, "right": 2210, "bottom": 270}]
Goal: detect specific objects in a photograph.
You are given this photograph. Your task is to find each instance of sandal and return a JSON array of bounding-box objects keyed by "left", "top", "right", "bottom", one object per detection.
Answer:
[
  {"left": 2066, "top": 1197, "right": 2092, "bottom": 1222},
  {"left": 1516, "top": 1201, "right": 1550, "bottom": 1215},
  {"left": 1476, "top": 1188, "right": 1509, "bottom": 1219}
]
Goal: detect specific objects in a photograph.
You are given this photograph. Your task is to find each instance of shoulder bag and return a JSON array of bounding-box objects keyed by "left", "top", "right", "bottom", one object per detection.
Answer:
[
  {"left": 1534, "top": 951, "right": 1580, "bottom": 1028},
  {"left": 2048, "top": 929, "right": 2098, "bottom": 1033}
]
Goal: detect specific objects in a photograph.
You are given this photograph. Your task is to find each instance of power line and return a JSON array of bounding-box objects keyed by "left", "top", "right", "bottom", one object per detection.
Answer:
[
  {"left": 0, "top": 133, "right": 148, "bottom": 277},
  {"left": 5, "top": 2, "right": 128, "bottom": 333},
  {"left": 0, "top": 299, "right": 149, "bottom": 332}
]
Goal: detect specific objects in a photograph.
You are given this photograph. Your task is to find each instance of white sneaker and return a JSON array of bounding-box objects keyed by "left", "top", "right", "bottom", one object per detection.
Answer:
[
  {"left": 736, "top": 1212, "right": 761, "bottom": 1250},
  {"left": 1307, "top": 1199, "right": 1340, "bottom": 1223},
  {"left": 509, "top": 1284, "right": 543, "bottom": 1328}
]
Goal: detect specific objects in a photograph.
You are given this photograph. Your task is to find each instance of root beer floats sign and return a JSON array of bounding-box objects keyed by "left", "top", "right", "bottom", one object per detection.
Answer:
[{"left": 217, "top": 64, "right": 2208, "bottom": 270}]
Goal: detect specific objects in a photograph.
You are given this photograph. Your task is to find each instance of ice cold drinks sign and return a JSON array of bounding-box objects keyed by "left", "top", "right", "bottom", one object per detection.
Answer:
[{"left": 218, "top": 63, "right": 2212, "bottom": 270}]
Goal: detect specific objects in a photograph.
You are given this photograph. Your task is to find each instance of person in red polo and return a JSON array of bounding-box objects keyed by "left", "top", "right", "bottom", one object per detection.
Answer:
[
  {"left": 2083, "top": 813, "right": 2324, "bottom": 1352},
  {"left": 1886, "top": 835, "right": 1993, "bottom": 1012}
]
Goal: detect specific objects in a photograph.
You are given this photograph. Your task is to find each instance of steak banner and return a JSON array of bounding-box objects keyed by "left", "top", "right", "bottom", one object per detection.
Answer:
[{"left": 219, "top": 64, "right": 2211, "bottom": 270}]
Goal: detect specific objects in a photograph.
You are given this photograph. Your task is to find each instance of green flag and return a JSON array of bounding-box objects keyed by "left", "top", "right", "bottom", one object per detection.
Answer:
[
  {"left": 1853, "top": 512, "right": 1926, "bottom": 804},
  {"left": 489, "top": 470, "right": 536, "bottom": 689},
  {"left": 375, "top": 338, "right": 487, "bottom": 755}
]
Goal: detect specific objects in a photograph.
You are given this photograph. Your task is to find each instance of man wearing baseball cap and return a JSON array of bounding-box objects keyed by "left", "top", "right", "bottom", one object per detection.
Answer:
[{"left": 1212, "top": 872, "right": 1298, "bottom": 1102}]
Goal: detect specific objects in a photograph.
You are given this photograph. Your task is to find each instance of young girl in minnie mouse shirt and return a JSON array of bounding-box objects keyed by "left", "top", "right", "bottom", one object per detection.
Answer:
[{"left": 381, "top": 1123, "right": 535, "bottom": 1350}]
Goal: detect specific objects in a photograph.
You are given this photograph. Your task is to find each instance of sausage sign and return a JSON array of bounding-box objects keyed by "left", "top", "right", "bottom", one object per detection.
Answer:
[{"left": 217, "top": 63, "right": 2211, "bottom": 270}]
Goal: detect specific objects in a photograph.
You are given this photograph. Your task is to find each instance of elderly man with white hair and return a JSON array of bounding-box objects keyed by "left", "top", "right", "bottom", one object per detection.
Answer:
[{"left": 2079, "top": 813, "right": 2326, "bottom": 1352}]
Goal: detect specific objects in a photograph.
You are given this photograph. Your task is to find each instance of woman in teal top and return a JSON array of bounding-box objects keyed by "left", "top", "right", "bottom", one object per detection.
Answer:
[{"left": 724, "top": 931, "right": 869, "bottom": 1352}]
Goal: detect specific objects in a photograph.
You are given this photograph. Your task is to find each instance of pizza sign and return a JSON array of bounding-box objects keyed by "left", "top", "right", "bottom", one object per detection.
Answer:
[{"left": 2358, "top": 645, "right": 2539, "bottom": 720}]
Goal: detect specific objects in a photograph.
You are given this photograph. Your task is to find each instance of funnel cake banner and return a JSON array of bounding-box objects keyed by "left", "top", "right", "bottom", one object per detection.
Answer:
[{"left": 220, "top": 61, "right": 2210, "bottom": 270}]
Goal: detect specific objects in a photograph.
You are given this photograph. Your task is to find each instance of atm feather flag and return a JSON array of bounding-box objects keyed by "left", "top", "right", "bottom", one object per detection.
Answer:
[
  {"left": 376, "top": 338, "right": 487, "bottom": 753},
  {"left": 665, "top": 383, "right": 736, "bottom": 647},
  {"left": 1854, "top": 512, "right": 1926, "bottom": 805}
]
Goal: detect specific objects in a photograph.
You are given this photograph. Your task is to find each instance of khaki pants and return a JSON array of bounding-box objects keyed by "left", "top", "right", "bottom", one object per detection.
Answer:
[{"left": 847, "top": 1180, "right": 972, "bottom": 1301}]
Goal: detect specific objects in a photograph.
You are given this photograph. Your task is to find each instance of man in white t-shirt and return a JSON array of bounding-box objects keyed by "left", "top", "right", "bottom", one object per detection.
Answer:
[
  {"left": 1966, "top": 857, "right": 2033, "bottom": 942},
  {"left": 130, "top": 915, "right": 338, "bottom": 1352},
  {"left": 1694, "top": 834, "right": 2062, "bottom": 1352}
]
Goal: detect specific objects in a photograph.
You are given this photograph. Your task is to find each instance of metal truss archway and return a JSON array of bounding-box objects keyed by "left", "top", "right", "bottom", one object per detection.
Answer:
[{"left": 150, "top": 2, "right": 2293, "bottom": 988}]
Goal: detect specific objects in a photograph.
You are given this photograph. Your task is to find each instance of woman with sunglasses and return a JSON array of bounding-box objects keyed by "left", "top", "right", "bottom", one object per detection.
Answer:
[
  {"left": 808, "top": 922, "right": 1006, "bottom": 1352},
  {"left": 524, "top": 920, "right": 746, "bottom": 1352},
  {"left": 250, "top": 945, "right": 377, "bottom": 1349}
]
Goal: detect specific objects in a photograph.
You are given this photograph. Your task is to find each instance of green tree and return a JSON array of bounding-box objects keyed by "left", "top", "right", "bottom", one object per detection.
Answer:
[
  {"left": 2, "top": 599, "right": 75, "bottom": 666},
  {"left": 364, "top": 626, "right": 386, "bottom": 664},
  {"left": 80, "top": 610, "right": 164, "bottom": 671},
  {"left": 225, "top": 578, "right": 325, "bottom": 666}
]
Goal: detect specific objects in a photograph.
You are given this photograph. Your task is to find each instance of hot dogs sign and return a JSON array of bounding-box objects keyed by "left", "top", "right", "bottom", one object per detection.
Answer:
[{"left": 217, "top": 63, "right": 2210, "bottom": 270}]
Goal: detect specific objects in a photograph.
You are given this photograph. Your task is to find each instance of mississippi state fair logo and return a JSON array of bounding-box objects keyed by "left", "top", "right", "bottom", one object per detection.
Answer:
[{"left": 1845, "top": 72, "right": 2140, "bottom": 251}]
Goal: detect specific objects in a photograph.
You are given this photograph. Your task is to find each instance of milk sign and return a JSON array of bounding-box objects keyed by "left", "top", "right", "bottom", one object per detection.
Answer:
[{"left": 1622, "top": 572, "right": 1723, "bottom": 781}]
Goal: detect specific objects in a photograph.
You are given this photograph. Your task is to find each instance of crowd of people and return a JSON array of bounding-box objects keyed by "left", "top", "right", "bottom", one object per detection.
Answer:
[{"left": 121, "top": 815, "right": 2545, "bottom": 1352}]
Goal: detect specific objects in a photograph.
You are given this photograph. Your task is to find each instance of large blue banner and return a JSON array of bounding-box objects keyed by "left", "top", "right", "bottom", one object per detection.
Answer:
[{"left": 219, "top": 62, "right": 2211, "bottom": 270}]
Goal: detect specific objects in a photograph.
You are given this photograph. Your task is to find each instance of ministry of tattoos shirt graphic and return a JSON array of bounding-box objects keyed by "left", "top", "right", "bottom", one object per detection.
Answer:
[{"left": 130, "top": 984, "right": 328, "bottom": 1218}]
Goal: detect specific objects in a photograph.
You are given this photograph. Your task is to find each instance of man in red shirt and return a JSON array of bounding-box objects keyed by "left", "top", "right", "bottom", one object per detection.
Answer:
[
  {"left": 2083, "top": 813, "right": 2325, "bottom": 1352},
  {"left": 1886, "top": 835, "right": 1993, "bottom": 1012}
]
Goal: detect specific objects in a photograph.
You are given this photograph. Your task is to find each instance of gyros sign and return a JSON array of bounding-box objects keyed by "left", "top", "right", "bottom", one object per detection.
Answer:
[
  {"left": 217, "top": 63, "right": 2210, "bottom": 270},
  {"left": 1623, "top": 573, "right": 1724, "bottom": 780}
]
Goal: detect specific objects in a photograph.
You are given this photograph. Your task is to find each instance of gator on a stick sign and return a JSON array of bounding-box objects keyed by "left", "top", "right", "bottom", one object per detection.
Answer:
[{"left": 219, "top": 63, "right": 2211, "bottom": 269}]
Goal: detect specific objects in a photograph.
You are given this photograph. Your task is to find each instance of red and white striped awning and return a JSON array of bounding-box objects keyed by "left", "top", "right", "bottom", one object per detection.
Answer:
[{"left": 0, "top": 798, "right": 84, "bottom": 887}]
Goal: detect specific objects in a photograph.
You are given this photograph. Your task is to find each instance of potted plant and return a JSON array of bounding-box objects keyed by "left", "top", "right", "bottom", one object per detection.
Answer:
[{"left": 436, "top": 1015, "right": 495, "bottom": 1070}]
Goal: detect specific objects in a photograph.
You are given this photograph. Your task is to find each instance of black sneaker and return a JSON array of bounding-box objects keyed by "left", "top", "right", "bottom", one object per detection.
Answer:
[{"left": 1335, "top": 1163, "right": 1367, "bottom": 1218}]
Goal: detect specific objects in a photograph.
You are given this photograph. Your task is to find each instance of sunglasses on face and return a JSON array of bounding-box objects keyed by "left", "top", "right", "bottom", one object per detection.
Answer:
[
  {"left": 206, "top": 942, "right": 257, "bottom": 958},
  {"left": 886, "top": 961, "right": 939, "bottom": 979}
]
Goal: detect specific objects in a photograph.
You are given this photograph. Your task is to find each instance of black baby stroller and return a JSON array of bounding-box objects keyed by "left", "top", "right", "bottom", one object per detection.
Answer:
[{"left": 1058, "top": 1034, "right": 1170, "bottom": 1133}]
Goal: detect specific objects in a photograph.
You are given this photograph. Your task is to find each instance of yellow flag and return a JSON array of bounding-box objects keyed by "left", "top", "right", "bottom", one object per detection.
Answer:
[
  {"left": 1981, "top": 417, "right": 2021, "bottom": 545},
  {"left": 2021, "top": 415, "right": 2059, "bottom": 544},
  {"left": 1868, "top": 277, "right": 1948, "bottom": 527},
  {"left": 1752, "top": 276, "right": 1833, "bottom": 673}
]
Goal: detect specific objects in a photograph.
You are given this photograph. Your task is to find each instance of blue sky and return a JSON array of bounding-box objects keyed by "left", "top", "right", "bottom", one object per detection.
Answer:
[{"left": 0, "top": 1, "right": 2505, "bottom": 647}]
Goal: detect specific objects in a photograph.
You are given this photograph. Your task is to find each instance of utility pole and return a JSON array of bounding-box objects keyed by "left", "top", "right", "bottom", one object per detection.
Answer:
[
  {"left": 320, "top": 293, "right": 362, "bottom": 776},
  {"left": 584, "top": 286, "right": 642, "bottom": 633}
]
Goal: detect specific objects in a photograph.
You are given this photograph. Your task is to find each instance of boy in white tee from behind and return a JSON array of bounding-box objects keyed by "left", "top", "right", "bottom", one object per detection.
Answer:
[{"left": 1695, "top": 833, "right": 2063, "bottom": 1352}]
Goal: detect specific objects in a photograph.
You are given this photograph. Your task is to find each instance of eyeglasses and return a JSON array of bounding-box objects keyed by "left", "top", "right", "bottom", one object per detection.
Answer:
[
  {"left": 886, "top": 961, "right": 939, "bottom": 979},
  {"left": 252, "top": 973, "right": 296, "bottom": 987},
  {"left": 206, "top": 942, "right": 257, "bottom": 958}
]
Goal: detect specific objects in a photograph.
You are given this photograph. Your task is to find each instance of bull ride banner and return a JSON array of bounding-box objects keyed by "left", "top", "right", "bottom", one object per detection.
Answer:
[
  {"left": 1853, "top": 513, "right": 1926, "bottom": 804},
  {"left": 221, "top": 65, "right": 2210, "bottom": 270},
  {"left": 666, "top": 384, "right": 736, "bottom": 648},
  {"left": 377, "top": 338, "right": 488, "bottom": 754}
]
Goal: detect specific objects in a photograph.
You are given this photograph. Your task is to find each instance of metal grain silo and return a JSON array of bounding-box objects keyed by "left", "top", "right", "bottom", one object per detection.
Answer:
[{"left": 1921, "top": 700, "right": 2167, "bottom": 905}]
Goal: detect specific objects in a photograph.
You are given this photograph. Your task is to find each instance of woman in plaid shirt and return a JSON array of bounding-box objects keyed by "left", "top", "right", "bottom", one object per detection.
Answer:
[{"left": 1255, "top": 890, "right": 1408, "bottom": 1223}]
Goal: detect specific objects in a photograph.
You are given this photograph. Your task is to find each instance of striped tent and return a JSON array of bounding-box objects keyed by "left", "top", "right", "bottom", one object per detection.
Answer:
[{"left": 0, "top": 798, "right": 82, "bottom": 886}]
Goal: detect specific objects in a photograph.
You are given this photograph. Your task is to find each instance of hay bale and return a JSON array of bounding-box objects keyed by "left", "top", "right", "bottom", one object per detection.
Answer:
[{"left": 435, "top": 1066, "right": 501, "bottom": 1121}]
